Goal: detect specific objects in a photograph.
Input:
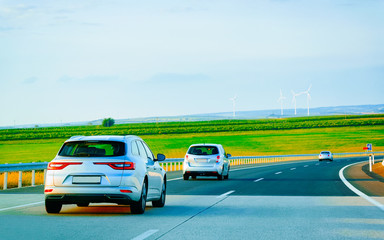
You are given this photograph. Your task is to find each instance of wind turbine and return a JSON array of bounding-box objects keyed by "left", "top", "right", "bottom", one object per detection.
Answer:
[
  {"left": 277, "top": 89, "right": 286, "bottom": 116},
  {"left": 291, "top": 90, "right": 301, "bottom": 115},
  {"left": 229, "top": 95, "right": 237, "bottom": 118},
  {"left": 303, "top": 84, "right": 312, "bottom": 116}
]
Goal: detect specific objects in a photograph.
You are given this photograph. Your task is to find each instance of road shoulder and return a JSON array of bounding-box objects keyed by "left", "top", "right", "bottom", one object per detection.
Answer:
[{"left": 344, "top": 162, "right": 384, "bottom": 196}]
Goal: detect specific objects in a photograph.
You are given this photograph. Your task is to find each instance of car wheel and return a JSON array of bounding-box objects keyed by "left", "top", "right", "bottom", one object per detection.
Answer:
[
  {"left": 192, "top": 176, "right": 197, "bottom": 180},
  {"left": 152, "top": 180, "right": 166, "bottom": 208},
  {"left": 224, "top": 166, "right": 229, "bottom": 180},
  {"left": 183, "top": 174, "right": 189, "bottom": 180},
  {"left": 131, "top": 180, "right": 147, "bottom": 214},
  {"left": 217, "top": 166, "right": 224, "bottom": 180},
  {"left": 45, "top": 200, "right": 62, "bottom": 214},
  {"left": 76, "top": 202, "right": 89, "bottom": 207}
]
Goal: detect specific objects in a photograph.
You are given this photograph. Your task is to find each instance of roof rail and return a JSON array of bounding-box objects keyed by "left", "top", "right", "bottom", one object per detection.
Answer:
[{"left": 69, "top": 135, "right": 84, "bottom": 139}]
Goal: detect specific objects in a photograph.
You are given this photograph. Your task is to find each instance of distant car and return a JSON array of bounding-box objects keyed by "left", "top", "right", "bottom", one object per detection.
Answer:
[
  {"left": 183, "top": 143, "right": 231, "bottom": 180},
  {"left": 319, "top": 151, "right": 333, "bottom": 161},
  {"left": 44, "top": 135, "right": 166, "bottom": 214}
]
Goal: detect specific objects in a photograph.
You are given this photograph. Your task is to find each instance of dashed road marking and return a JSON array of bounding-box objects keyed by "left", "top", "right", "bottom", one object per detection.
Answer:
[
  {"left": 290, "top": 168, "right": 296, "bottom": 170},
  {"left": 304, "top": 165, "right": 309, "bottom": 167},
  {"left": 275, "top": 172, "right": 282, "bottom": 175},
  {"left": 217, "top": 190, "right": 235, "bottom": 199},
  {"left": 167, "top": 177, "right": 183, "bottom": 182},
  {"left": 132, "top": 229, "right": 159, "bottom": 240},
  {"left": 254, "top": 178, "right": 264, "bottom": 182}
]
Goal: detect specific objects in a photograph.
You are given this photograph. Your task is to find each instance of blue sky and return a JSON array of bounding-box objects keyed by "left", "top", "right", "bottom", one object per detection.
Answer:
[{"left": 0, "top": 0, "right": 383, "bottom": 126}]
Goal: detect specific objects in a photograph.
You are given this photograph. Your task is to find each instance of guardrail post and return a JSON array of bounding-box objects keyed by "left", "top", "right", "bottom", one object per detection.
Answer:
[
  {"left": 44, "top": 169, "right": 47, "bottom": 184},
  {"left": 32, "top": 170, "right": 36, "bottom": 186},
  {"left": 3, "top": 172, "right": 8, "bottom": 190},
  {"left": 18, "top": 171, "right": 22, "bottom": 188}
]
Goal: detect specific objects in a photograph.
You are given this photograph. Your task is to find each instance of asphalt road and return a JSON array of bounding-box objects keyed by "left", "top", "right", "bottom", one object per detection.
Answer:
[{"left": 1, "top": 157, "right": 384, "bottom": 240}]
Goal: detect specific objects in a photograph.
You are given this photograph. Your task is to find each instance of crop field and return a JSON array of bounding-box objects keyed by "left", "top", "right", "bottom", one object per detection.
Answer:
[{"left": 0, "top": 114, "right": 383, "bottom": 164}]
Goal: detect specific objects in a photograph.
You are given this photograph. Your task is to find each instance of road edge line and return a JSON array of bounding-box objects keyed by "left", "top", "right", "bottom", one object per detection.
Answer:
[
  {"left": 0, "top": 201, "right": 44, "bottom": 212},
  {"left": 339, "top": 162, "right": 384, "bottom": 212},
  {"left": 131, "top": 229, "right": 159, "bottom": 240}
]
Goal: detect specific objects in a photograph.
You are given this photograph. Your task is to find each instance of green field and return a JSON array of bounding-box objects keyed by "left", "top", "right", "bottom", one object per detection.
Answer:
[{"left": 0, "top": 114, "right": 383, "bottom": 164}]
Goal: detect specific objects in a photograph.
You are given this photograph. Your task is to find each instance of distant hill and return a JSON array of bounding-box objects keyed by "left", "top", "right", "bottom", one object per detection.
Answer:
[
  {"left": 2, "top": 104, "right": 383, "bottom": 129},
  {"left": 114, "top": 104, "right": 384, "bottom": 124}
]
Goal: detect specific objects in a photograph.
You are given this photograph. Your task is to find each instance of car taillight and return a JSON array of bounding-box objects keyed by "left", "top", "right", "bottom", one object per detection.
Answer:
[
  {"left": 44, "top": 189, "right": 53, "bottom": 193},
  {"left": 94, "top": 162, "right": 135, "bottom": 170},
  {"left": 120, "top": 189, "right": 132, "bottom": 193},
  {"left": 47, "top": 162, "right": 82, "bottom": 170},
  {"left": 185, "top": 155, "right": 188, "bottom": 160},
  {"left": 216, "top": 155, "right": 220, "bottom": 163}
]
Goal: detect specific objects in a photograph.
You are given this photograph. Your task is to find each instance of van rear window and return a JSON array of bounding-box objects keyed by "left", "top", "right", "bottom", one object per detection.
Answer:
[
  {"left": 59, "top": 141, "right": 125, "bottom": 157},
  {"left": 188, "top": 146, "right": 219, "bottom": 155}
]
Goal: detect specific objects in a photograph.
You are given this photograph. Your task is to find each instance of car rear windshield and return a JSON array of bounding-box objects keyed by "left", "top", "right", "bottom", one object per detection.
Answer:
[
  {"left": 321, "top": 151, "right": 330, "bottom": 154},
  {"left": 58, "top": 141, "right": 125, "bottom": 157},
  {"left": 188, "top": 146, "right": 219, "bottom": 155}
]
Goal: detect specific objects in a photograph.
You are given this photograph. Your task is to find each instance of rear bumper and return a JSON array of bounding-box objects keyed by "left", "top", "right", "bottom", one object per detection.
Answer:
[
  {"left": 183, "top": 171, "right": 220, "bottom": 176},
  {"left": 45, "top": 193, "right": 135, "bottom": 205},
  {"left": 183, "top": 165, "right": 222, "bottom": 176},
  {"left": 44, "top": 186, "right": 141, "bottom": 203}
]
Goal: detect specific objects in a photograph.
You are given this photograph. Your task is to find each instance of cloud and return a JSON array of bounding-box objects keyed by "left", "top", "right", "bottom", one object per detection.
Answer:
[
  {"left": 22, "top": 77, "right": 38, "bottom": 84},
  {"left": 148, "top": 73, "right": 210, "bottom": 83},
  {"left": 58, "top": 75, "right": 119, "bottom": 83}
]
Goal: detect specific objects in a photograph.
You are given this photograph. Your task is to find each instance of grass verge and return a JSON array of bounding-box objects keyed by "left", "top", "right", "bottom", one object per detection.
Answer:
[{"left": 373, "top": 162, "right": 384, "bottom": 178}]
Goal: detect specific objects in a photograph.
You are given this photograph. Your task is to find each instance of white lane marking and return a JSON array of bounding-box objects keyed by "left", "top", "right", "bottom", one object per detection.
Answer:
[
  {"left": 339, "top": 162, "right": 384, "bottom": 212},
  {"left": 217, "top": 190, "right": 235, "bottom": 199},
  {"left": 131, "top": 229, "right": 159, "bottom": 240},
  {"left": 167, "top": 177, "right": 182, "bottom": 182},
  {"left": 275, "top": 172, "right": 282, "bottom": 175},
  {"left": 304, "top": 165, "right": 309, "bottom": 167},
  {"left": 0, "top": 201, "right": 44, "bottom": 212},
  {"left": 290, "top": 168, "right": 296, "bottom": 170},
  {"left": 168, "top": 159, "right": 323, "bottom": 182},
  {"left": 254, "top": 178, "right": 264, "bottom": 182},
  {"left": 315, "top": 163, "right": 320, "bottom": 165}
]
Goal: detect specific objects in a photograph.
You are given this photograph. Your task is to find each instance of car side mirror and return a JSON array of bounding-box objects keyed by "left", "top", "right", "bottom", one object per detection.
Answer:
[
  {"left": 227, "top": 153, "right": 231, "bottom": 158},
  {"left": 156, "top": 153, "right": 166, "bottom": 161}
]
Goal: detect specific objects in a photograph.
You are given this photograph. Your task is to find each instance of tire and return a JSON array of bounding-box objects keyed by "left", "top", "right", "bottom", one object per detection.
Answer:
[
  {"left": 192, "top": 176, "right": 197, "bottom": 180},
  {"left": 77, "top": 202, "right": 89, "bottom": 207},
  {"left": 131, "top": 180, "right": 147, "bottom": 214},
  {"left": 217, "top": 166, "right": 224, "bottom": 180},
  {"left": 183, "top": 174, "right": 189, "bottom": 180},
  {"left": 224, "top": 166, "right": 229, "bottom": 180},
  {"left": 217, "top": 173, "right": 223, "bottom": 180},
  {"left": 152, "top": 180, "right": 166, "bottom": 208},
  {"left": 45, "top": 200, "right": 62, "bottom": 214}
]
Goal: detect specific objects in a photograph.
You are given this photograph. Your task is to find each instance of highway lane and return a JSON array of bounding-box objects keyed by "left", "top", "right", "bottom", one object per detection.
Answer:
[{"left": 1, "top": 157, "right": 384, "bottom": 240}]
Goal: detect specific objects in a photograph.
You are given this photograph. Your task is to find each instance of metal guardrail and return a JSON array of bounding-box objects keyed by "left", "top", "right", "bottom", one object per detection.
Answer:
[{"left": 1, "top": 152, "right": 383, "bottom": 190}]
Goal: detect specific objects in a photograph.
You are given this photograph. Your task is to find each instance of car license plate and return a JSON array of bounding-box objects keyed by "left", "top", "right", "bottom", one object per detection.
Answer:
[
  {"left": 72, "top": 176, "right": 101, "bottom": 184},
  {"left": 196, "top": 158, "right": 207, "bottom": 162}
]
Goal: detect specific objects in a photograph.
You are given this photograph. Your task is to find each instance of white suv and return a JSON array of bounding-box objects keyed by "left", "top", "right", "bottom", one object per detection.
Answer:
[
  {"left": 44, "top": 135, "right": 166, "bottom": 214},
  {"left": 183, "top": 144, "right": 231, "bottom": 180}
]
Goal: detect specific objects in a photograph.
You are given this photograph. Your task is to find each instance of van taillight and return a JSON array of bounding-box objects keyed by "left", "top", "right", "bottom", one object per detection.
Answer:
[
  {"left": 48, "top": 162, "right": 82, "bottom": 170},
  {"left": 94, "top": 162, "right": 135, "bottom": 170}
]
